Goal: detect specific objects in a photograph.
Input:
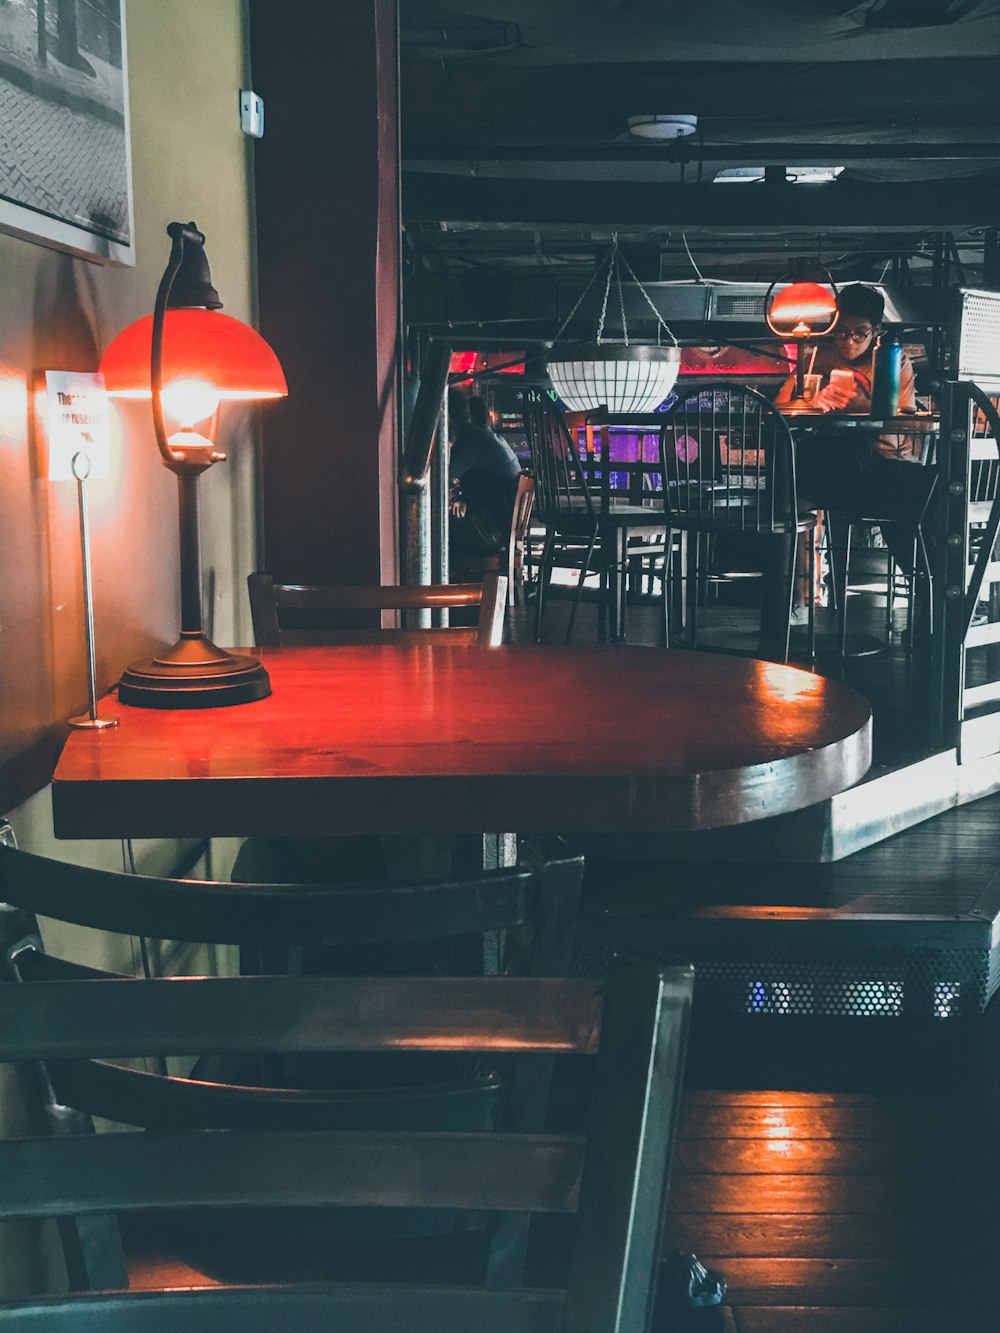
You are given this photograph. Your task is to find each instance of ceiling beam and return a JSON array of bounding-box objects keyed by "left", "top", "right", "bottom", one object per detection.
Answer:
[
  {"left": 405, "top": 142, "right": 1000, "bottom": 165},
  {"left": 403, "top": 174, "right": 1000, "bottom": 231}
]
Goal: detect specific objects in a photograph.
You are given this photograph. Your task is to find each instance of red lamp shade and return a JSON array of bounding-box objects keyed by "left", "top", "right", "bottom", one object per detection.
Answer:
[
  {"left": 100, "top": 309, "right": 287, "bottom": 400},
  {"left": 766, "top": 281, "right": 838, "bottom": 338}
]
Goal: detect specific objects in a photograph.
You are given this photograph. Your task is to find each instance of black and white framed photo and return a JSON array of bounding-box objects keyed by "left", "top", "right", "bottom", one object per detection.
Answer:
[{"left": 0, "top": 0, "right": 133, "bottom": 265}]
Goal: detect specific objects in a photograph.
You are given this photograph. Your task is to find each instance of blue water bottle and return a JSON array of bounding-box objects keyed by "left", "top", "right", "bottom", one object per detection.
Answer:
[{"left": 870, "top": 328, "right": 902, "bottom": 418}]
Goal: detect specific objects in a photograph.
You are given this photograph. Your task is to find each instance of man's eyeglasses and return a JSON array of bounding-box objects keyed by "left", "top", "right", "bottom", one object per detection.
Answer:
[{"left": 834, "top": 325, "right": 875, "bottom": 342}]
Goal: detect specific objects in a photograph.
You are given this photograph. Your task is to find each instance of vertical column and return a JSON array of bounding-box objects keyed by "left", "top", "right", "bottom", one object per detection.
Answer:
[{"left": 249, "top": 0, "right": 400, "bottom": 585}]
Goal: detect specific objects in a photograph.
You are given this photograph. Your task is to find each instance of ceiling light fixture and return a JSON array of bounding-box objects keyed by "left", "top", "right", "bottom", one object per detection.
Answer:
[
  {"left": 627, "top": 114, "right": 698, "bottom": 140},
  {"left": 547, "top": 233, "right": 680, "bottom": 413}
]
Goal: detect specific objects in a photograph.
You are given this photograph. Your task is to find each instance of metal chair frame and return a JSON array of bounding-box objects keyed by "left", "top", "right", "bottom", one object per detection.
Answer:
[
  {"left": 248, "top": 573, "right": 507, "bottom": 647},
  {"left": 659, "top": 383, "right": 817, "bottom": 662}
]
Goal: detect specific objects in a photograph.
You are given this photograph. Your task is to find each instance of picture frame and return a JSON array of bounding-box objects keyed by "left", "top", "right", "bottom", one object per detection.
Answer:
[{"left": 0, "top": 0, "right": 134, "bottom": 266}]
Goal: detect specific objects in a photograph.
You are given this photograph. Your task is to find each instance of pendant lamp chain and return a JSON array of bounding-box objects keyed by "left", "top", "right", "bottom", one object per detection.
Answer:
[
  {"left": 546, "top": 234, "right": 682, "bottom": 414},
  {"left": 551, "top": 232, "right": 677, "bottom": 348}
]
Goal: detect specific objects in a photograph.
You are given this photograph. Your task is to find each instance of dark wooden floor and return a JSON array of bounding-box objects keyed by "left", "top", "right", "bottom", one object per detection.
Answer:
[
  {"left": 515, "top": 585, "right": 1000, "bottom": 1332},
  {"left": 670, "top": 1006, "right": 1000, "bottom": 1333},
  {"left": 621, "top": 787, "right": 995, "bottom": 1331}
]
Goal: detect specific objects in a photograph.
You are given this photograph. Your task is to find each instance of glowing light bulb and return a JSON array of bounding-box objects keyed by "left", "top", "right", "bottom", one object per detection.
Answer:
[{"left": 160, "top": 377, "right": 220, "bottom": 428}]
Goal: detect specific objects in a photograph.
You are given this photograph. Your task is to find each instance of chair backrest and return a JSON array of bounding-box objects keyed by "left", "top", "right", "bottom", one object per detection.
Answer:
[
  {"left": 248, "top": 572, "right": 507, "bottom": 647},
  {"left": 565, "top": 411, "right": 664, "bottom": 512},
  {"left": 0, "top": 945, "right": 693, "bottom": 1333},
  {"left": 0, "top": 835, "right": 583, "bottom": 1291},
  {"left": 0, "top": 836, "right": 578, "bottom": 958},
  {"left": 522, "top": 391, "right": 597, "bottom": 533},
  {"left": 659, "top": 383, "right": 799, "bottom": 532},
  {"left": 510, "top": 472, "right": 536, "bottom": 552}
]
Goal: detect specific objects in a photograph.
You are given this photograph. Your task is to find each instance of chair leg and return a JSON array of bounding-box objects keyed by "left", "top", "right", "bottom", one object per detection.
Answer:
[
  {"left": 807, "top": 526, "right": 817, "bottom": 662},
  {"left": 779, "top": 532, "right": 796, "bottom": 662},
  {"left": 824, "top": 511, "right": 839, "bottom": 615},
  {"left": 618, "top": 533, "right": 630, "bottom": 642},
  {"left": 838, "top": 523, "right": 853, "bottom": 662},
  {"left": 685, "top": 532, "right": 699, "bottom": 648},
  {"left": 674, "top": 532, "right": 687, "bottom": 638},
  {"left": 910, "top": 525, "right": 934, "bottom": 651},
  {"left": 660, "top": 537, "right": 672, "bottom": 648},
  {"left": 566, "top": 530, "right": 597, "bottom": 644},
  {"left": 534, "top": 528, "right": 557, "bottom": 642}
]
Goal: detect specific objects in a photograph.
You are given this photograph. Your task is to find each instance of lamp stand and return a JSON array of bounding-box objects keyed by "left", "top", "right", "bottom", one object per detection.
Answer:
[
  {"left": 779, "top": 340, "right": 819, "bottom": 412},
  {"left": 68, "top": 452, "right": 119, "bottom": 730},
  {"left": 118, "top": 471, "right": 270, "bottom": 708},
  {"left": 116, "top": 221, "right": 271, "bottom": 709}
]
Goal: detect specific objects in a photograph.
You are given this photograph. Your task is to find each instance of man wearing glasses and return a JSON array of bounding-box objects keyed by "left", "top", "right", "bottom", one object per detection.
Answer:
[
  {"left": 775, "top": 284, "right": 928, "bottom": 618},
  {"left": 776, "top": 283, "right": 917, "bottom": 423}
]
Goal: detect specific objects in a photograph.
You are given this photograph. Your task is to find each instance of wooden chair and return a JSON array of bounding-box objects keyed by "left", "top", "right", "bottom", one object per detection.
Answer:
[
  {"left": 248, "top": 572, "right": 507, "bottom": 647},
  {"left": 242, "top": 569, "right": 506, "bottom": 885},
  {"left": 659, "top": 383, "right": 817, "bottom": 662},
  {"left": 524, "top": 392, "right": 664, "bottom": 643},
  {"left": 0, "top": 835, "right": 583, "bottom": 1290},
  {"left": 453, "top": 474, "right": 536, "bottom": 607},
  {"left": 569, "top": 408, "right": 672, "bottom": 642},
  {"left": 0, "top": 924, "right": 693, "bottom": 1332}
]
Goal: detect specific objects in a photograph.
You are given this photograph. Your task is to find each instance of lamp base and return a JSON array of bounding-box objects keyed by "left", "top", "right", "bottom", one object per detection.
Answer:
[
  {"left": 118, "top": 634, "right": 271, "bottom": 709},
  {"left": 68, "top": 713, "right": 120, "bottom": 730},
  {"left": 781, "top": 394, "right": 823, "bottom": 413}
]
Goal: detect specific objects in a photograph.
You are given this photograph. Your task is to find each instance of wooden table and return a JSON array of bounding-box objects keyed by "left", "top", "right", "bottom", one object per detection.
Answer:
[{"left": 52, "top": 645, "right": 872, "bottom": 840}]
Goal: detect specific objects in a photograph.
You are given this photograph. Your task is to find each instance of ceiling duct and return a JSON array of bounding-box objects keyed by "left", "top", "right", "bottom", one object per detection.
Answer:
[
  {"left": 707, "top": 283, "right": 956, "bottom": 328},
  {"left": 711, "top": 289, "right": 770, "bottom": 321}
]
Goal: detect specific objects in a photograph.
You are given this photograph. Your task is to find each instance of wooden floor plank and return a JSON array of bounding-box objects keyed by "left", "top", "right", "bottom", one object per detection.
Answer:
[
  {"left": 673, "top": 1135, "right": 999, "bottom": 1175},
  {"left": 733, "top": 1308, "right": 983, "bottom": 1333},
  {"left": 681, "top": 1090, "right": 898, "bottom": 1108},
  {"left": 665, "top": 1212, "right": 997, "bottom": 1260},
  {"left": 668, "top": 1173, "right": 993, "bottom": 1216},
  {"left": 678, "top": 1103, "right": 992, "bottom": 1140},
  {"left": 689, "top": 1257, "right": 990, "bottom": 1307}
]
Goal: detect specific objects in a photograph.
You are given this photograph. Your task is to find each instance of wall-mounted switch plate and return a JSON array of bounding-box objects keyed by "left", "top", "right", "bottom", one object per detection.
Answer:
[{"left": 240, "top": 90, "right": 264, "bottom": 138}]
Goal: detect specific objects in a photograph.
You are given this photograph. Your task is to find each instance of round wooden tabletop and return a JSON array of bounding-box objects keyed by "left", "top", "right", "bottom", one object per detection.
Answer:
[{"left": 52, "top": 644, "right": 872, "bottom": 839}]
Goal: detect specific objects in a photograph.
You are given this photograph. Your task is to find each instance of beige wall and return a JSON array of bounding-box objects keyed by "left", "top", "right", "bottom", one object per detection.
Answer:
[
  {"left": 0, "top": 0, "right": 258, "bottom": 1297},
  {"left": 0, "top": 0, "right": 260, "bottom": 816}
]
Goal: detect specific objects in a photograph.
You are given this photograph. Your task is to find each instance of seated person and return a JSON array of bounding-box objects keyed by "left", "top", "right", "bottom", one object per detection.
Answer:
[
  {"left": 776, "top": 283, "right": 915, "bottom": 423},
  {"left": 447, "top": 389, "right": 522, "bottom": 575},
  {"left": 774, "top": 284, "right": 933, "bottom": 587},
  {"left": 773, "top": 285, "right": 938, "bottom": 629}
]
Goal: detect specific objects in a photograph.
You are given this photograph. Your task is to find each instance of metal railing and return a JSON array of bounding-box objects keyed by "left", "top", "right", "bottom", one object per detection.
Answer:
[
  {"left": 398, "top": 341, "right": 451, "bottom": 621},
  {"left": 932, "top": 380, "right": 1000, "bottom": 758}
]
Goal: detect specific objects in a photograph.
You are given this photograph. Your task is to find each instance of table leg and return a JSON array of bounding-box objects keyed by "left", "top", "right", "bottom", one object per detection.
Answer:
[{"left": 452, "top": 833, "right": 518, "bottom": 973}]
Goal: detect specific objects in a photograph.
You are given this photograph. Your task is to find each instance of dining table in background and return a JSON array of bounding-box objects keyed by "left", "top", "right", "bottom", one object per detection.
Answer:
[{"left": 52, "top": 643, "right": 873, "bottom": 845}]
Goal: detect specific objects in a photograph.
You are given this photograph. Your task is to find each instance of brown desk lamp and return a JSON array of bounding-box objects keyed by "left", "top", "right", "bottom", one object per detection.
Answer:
[{"left": 100, "top": 221, "right": 286, "bottom": 708}]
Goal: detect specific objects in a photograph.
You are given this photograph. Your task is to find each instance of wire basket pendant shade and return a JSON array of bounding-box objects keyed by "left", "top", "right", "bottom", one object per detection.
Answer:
[
  {"left": 548, "top": 345, "right": 680, "bottom": 413},
  {"left": 547, "top": 233, "right": 680, "bottom": 412}
]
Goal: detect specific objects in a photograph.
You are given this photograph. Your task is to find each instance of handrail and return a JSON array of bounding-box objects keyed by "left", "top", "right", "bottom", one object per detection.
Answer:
[
  {"left": 399, "top": 340, "right": 452, "bottom": 599},
  {"left": 933, "top": 378, "right": 1000, "bottom": 753},
  {"left": 961, "top": 382, "right": 1000, "bottom": 637},
  {"left": 399, "top": 340, "right": 451, "bottom": 492}
]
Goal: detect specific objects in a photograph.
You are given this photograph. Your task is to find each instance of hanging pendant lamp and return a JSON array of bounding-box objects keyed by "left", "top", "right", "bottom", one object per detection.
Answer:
[
  {"left": 547, "top": 234, "right": 680, "bottom": 414},
  {"left": 765, "top": 261, "right": 839, "bottom": 410}
]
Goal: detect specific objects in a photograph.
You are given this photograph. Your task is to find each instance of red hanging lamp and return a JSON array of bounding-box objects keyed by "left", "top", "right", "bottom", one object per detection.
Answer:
[
  {"left": 100, "top": 220, "right": 287, "bottom": 708},
  {"left": 765, "top": 263, "right": 839, "bottom": 410}
]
